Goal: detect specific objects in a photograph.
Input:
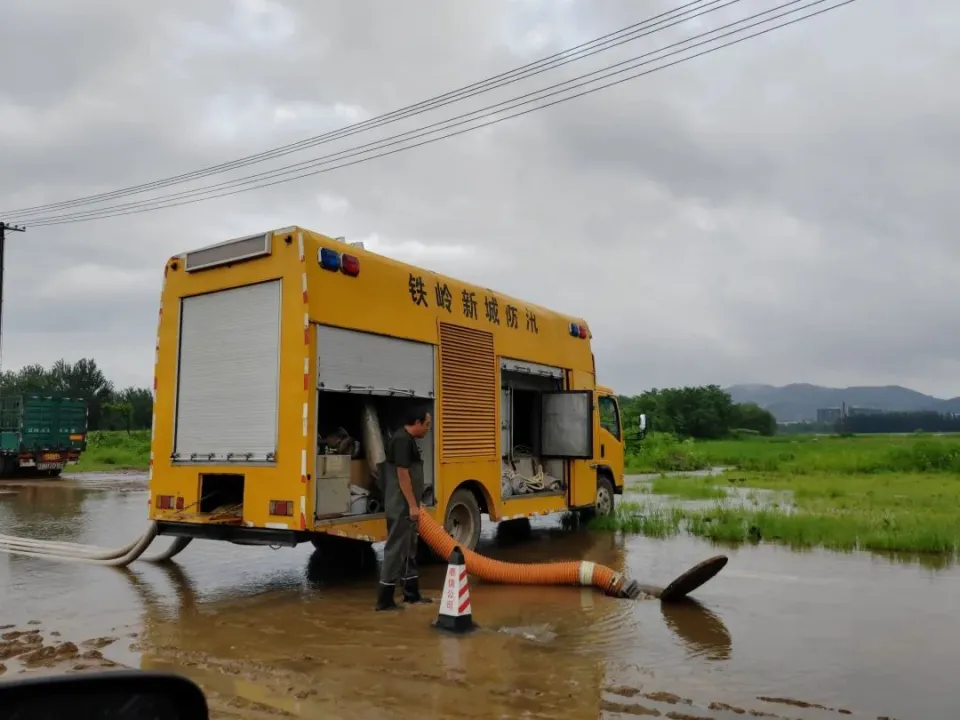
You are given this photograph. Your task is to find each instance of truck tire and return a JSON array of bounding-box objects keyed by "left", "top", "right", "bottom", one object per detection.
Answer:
[
  {"left": 444, "top": 487, "right": 482, "bottom": 552},
  {"left": 577, "top": 472, "right": 616, "bottom": 523},
  {"left": 594, "top": 475, "right": 615, "bottom": 517}
]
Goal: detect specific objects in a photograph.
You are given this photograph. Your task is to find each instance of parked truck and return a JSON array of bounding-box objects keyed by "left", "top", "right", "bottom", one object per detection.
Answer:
[
  {"left": 0, "top": 394, "right": 88, "bottom": 478},
  {"left": 148, "top": 226, "right": 640, "bottom": 552}
]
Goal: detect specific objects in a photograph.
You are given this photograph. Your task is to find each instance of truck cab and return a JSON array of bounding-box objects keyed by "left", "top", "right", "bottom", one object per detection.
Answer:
[{"left": 594, "top": 385, "right": 625, "bottom": 514}]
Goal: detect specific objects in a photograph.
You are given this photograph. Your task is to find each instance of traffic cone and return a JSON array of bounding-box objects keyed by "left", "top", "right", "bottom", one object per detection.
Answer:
[{"left": 432, "top": 546, "right": 477, "bottom": 633}]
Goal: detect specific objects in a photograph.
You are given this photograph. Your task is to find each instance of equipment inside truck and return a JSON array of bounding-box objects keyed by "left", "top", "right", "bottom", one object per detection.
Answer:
[
  {"left": 499, "top": 360, "right": 570, "bottom": 500},
  {"left": 313, "top": 325, "right": 437, "bottom": 521},
  {"left": 314, "top": 392, "right": 436, "bottom": 519}
]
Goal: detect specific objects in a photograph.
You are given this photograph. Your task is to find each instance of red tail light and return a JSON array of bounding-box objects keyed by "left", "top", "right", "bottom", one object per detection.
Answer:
[
  {"left": 269, "top": 500, "right": 294, "bottom": 517},
  {"left": 156, "top": 495, "right": 174, "bottom": 510}
]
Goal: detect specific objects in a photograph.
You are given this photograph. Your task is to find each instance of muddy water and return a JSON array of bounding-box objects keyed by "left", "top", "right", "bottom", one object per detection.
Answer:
[{"left": 2, "top": 474, "right": 959, "bottom": 719}]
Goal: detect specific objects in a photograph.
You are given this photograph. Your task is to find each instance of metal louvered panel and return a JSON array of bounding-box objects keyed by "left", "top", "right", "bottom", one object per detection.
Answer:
[{"left": 439, "top": 323, "right": 497, "bottom": 461}]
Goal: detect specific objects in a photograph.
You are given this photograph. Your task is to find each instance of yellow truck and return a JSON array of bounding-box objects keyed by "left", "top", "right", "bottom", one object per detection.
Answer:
[{"left": 148, "top": 227, "right": 631, "bottom": 552}]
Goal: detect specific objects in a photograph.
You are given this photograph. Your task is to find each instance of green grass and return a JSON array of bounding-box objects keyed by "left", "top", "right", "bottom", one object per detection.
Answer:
[
  {"left": 76, "top": 430, "right": 150, "bottom": 471},
  {"left": 594, "top": 496, "right": 960, "bottom": 556},
  {"left": 614, "top": 433, "right": 960, "bottom": 558}
]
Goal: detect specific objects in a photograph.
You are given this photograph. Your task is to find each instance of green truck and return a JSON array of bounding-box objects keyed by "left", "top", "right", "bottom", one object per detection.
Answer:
[{"left": 0, "top": 394, "right": 88, "bottom": 478}]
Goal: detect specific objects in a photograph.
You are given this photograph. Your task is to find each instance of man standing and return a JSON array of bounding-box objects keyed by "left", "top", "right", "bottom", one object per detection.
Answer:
[{"left": 375, "top": 404, "right": 434, "bottom": 611}]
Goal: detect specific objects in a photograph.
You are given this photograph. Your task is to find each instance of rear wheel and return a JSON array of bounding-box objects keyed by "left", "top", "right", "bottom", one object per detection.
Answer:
[{"left": 444, "top": 487, "right": 482, "bottom": 552}]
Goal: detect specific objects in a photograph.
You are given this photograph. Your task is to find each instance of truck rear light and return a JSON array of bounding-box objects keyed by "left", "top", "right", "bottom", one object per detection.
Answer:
[
  {"left": 156, "top": 495, "right": 175, "bottom": 510},
  {"left": 176, "top": 497, "right": 185, "bottom": 511},
  {"left": 340, "top": 254, "right": 360, "bottom": 277},
  {"left": 319, "top": 247, "right": 341, "bottom": 272},
  {"left": 269, "top": 500, "right": 294, "bottom": 517}
]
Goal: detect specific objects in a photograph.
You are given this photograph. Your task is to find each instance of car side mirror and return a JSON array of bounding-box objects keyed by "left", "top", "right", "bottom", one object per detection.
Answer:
[{"left": 0, "top": 670, "right": 209, "bottom": 720}]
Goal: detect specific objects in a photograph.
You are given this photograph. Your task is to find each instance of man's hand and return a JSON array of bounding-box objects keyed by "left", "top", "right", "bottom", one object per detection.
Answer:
[{"left": 409, "top": 504, "right": 421, "bottom": 522}]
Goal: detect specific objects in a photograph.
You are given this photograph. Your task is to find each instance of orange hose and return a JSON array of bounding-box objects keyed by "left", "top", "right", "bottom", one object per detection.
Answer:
[{"left": 418, "top": 510, "right": 628, "bottom": 598}]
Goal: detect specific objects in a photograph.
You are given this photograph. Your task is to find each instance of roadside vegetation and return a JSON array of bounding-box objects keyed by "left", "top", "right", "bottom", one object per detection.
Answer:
[
  {"left": 612, "top": 432, "right": 960, "bottom": 557},
  {"left": 77, "top": 430, "right": 150, "bottom": 471}
]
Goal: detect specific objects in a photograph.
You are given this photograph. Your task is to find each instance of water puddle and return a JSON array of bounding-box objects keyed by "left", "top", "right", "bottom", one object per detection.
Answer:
[{"left": 2, "top": 472, "right": 957, "bottom": 717}]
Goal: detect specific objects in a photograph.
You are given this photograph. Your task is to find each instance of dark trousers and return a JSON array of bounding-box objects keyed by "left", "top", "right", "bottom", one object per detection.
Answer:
[{"left": 379, "top": 511, "right": 419, "bottom": 586}]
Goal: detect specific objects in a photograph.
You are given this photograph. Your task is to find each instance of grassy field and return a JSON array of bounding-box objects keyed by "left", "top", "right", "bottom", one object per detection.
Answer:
[
  {"left": 76, "top": 430, "right": 151, "bottom": 471},
  {"left": 76, "top": 429, "right": 960, "bottom": 557},
  {"left": 610, "top": 432, "right": 960, "bottom": 557}
]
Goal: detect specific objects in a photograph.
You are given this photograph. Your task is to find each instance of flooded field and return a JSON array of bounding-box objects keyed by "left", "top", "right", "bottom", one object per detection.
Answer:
[{"left": 2, "top": 474, "right": 959, "bottom": 719}]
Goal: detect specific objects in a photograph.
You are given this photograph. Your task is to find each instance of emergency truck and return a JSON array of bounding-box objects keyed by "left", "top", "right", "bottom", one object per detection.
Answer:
[{"left": 148, "top": 227, "right": 635, "bottom": 552}]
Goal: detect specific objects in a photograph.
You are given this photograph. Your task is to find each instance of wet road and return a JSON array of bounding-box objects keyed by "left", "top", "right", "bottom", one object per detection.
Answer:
[{"left": 2, "top": 474, "right": 959, "bottom": 719}]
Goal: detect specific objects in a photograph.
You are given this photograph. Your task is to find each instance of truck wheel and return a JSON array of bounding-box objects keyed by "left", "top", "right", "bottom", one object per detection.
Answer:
[
  {"left": 444, "top": 487, "right": 482, "bottom": 552},
  {"left": 594, "top": 475, "right": 615, "bottom": 517},
  {"left": 577, "top": 473, "right": 616, "bottom": 523}
]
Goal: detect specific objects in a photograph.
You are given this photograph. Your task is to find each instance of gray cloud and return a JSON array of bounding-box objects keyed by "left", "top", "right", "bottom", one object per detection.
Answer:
[{"left": 0, "top": 0, "right": 957, "bottom": 396}]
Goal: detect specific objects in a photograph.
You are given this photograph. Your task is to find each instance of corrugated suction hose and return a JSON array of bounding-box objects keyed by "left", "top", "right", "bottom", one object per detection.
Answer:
[
  {"left": 0, "top": 522, "right": 191, "bottom": 567},
  {"left": 418, "top": 510, "right": 639, "bottom": 599}
]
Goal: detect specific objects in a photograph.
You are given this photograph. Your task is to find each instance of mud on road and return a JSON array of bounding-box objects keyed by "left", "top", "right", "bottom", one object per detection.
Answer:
[{"left": 2, "top": 473, "right": 959, "bottom": 719}]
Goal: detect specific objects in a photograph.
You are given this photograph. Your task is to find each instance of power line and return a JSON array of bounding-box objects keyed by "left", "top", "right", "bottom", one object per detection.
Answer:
[
  {"left": 22, "top": 0, "right": 856, "bottom": 227},
  {"left": 25, "top": 0, "right": 784, "bottom": 224},
  {"left": 2, "top": 0, "right": 726, "bottom": 218}
]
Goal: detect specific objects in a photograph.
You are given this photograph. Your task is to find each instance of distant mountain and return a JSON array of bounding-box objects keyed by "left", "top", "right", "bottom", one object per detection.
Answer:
[{"left": 726, "top": 383, "right": 960, "bottom": 423}]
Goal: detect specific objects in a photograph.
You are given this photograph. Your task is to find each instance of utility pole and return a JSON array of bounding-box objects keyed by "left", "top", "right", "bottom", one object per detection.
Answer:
[{"left": 0, "top": 221, "right": 26, "bottom": 374}]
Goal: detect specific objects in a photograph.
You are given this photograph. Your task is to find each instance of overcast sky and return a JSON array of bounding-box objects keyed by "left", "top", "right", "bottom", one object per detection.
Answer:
[{"left": 0, "top": 0, "right": 956, "bottom": 397}]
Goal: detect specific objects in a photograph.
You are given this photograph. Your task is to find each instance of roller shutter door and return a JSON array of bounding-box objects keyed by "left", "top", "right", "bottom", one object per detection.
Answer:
[
  {"left": 316, "top": 325, "right": 435, "bottom": 398},
  {"left": 174, "top": 280, "right": 281, "bottom": 463}
]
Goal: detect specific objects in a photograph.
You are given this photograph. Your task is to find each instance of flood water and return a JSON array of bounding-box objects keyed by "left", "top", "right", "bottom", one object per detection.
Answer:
[{"left": 2, "top": 474, "right": 959, "bottom": 719}]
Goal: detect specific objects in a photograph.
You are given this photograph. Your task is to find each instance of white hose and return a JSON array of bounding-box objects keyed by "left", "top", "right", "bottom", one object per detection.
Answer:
[{"left": 0, "top": 522, "right": 192, "bottom": 566}]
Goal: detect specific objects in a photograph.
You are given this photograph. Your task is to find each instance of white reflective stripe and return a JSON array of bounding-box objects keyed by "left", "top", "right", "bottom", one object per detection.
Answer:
[
  {"left": 300, "top": 449, "right": 307, "bottom": 476},
  {"left": 265, "top": 522, "right": 289, "bottom": 530},
  {"left": 578, "top": 561, "right": 596, "bottom": 586},
  {"left": 297, "top": 232, "right": 305, "bottom": 262},
  {"left": 302, "top": 402, "right": 308, "bottom": 437}
]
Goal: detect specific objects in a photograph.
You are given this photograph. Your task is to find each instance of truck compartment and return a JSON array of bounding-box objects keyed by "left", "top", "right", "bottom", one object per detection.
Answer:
[
  {"left": 315, "top": 391, "right": 435, "bottom": 519},
  {"left": 199, "top": 473, "right": 245, "bottom": 515},
  {"left": 500, "top": 362, "right": 567, "bottom": 499},
  {"left": 313, "top": 323, "right": 437, "bottom": 521}
]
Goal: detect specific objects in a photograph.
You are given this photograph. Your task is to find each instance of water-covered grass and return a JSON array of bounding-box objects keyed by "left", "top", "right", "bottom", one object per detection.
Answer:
[
  {"left": 648, "top": 475, "right": 728, "bottom": 501},
  {"left": 593, "top": 496, "right": 960, "bottom": 556},
  {"left": 619, "top": 433, "right": 960, "bottom": 555},
  {"left": 77, "top": 430, "right": 150, "bottom": 471}
]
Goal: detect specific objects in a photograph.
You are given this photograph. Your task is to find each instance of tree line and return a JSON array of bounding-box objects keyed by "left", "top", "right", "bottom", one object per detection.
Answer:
[
  {"left": 0, "top": 360, "right": 777, "bottom": 441},
  {"left": 839, "top": 411, "right": 960, "bottom": 434},
  {"left": 0, "top": 359, "right": 152, "bottom": 432},
  {"left": 619, "top": 385, "right": 777, "bottom": 440}
]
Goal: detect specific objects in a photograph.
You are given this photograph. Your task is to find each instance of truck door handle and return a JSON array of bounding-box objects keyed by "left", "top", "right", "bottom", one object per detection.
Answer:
[{"left": 600, "top": 444, "right": 605, "bottom": 458}]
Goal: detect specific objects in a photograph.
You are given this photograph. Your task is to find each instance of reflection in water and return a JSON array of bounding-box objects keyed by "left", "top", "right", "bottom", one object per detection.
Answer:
[{"left": 660, "top": 599, "right": 732, "bottom": 661}]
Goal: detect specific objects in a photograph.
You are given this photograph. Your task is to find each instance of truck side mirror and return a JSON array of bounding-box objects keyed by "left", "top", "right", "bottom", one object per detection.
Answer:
[{"left": 638, "top": 414, "right": 647, "bottom": 432}]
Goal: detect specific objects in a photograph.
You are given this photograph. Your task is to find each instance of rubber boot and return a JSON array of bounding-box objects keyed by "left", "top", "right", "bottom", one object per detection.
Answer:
[
  {"left": 375, "top": 583, "right": 401, "bottom": 611},
  {"left": 402, "top": 577, "right": 433, "bottom": 604}
]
